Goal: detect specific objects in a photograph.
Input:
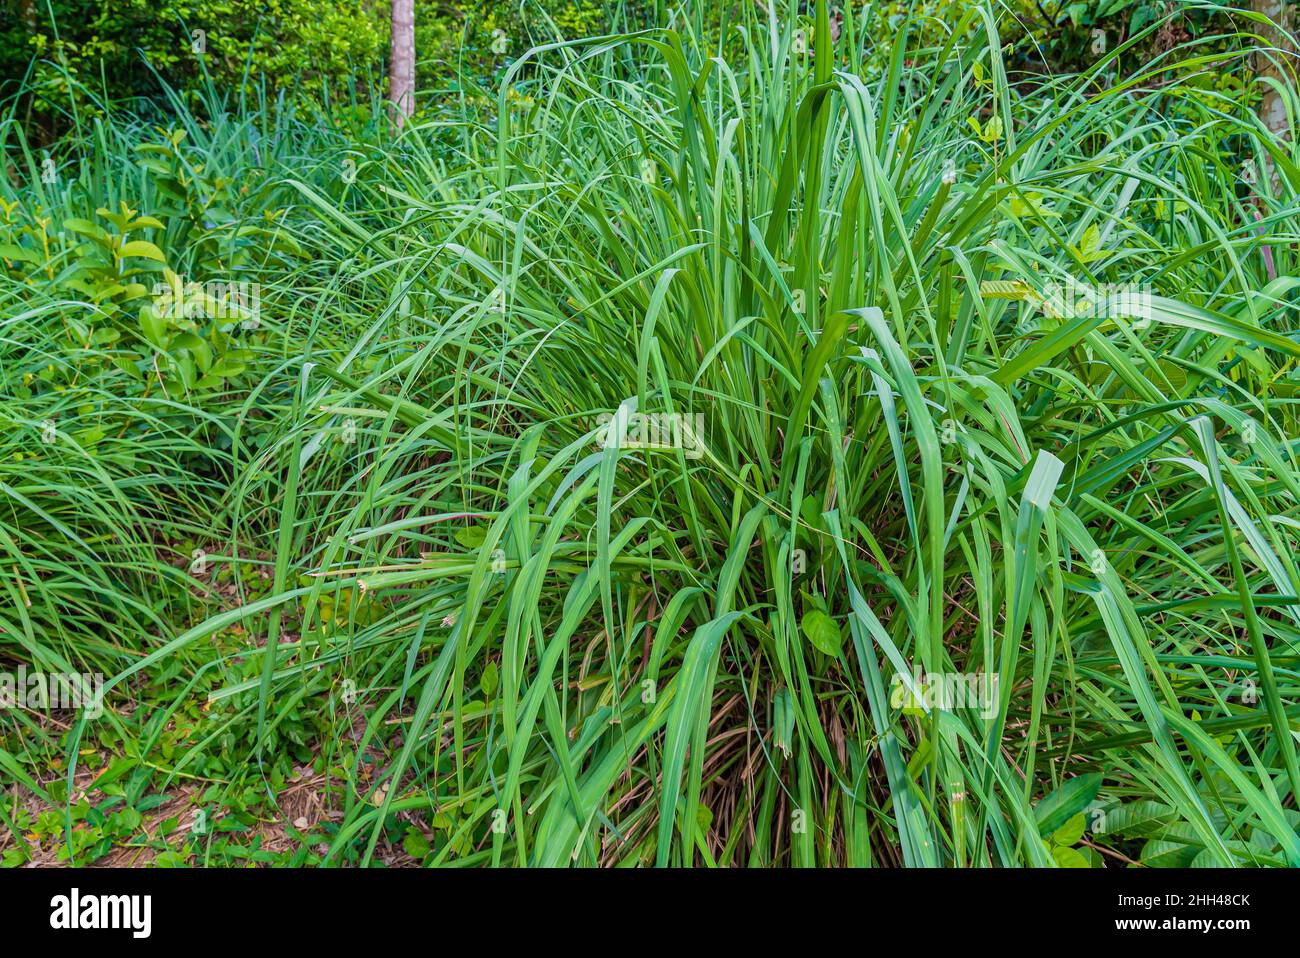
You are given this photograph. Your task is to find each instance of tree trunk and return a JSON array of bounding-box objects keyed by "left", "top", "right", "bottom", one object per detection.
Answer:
[
  {"left": 1253, "top": 0, "right": 1295, "bottom": 141},
  {"left": 389, "top": 0, "right": 415, "bottom": 130}
]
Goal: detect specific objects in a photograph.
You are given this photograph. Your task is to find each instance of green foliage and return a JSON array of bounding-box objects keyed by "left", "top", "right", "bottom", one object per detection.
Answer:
[
  {"left": 415, "top": 0, "right": 611, "bottom": 86},
  {"left": 841, "top": 0, "right": 1253, "bottom": 80},
  {"left": 2, "top": 124, "right": 294, "bottom": 398},
  {"left": 3, "top": 0, "right": 385, "bottom": 123},
  {"left": 4, "top": 0, "right": 630, "bottom": 136}
]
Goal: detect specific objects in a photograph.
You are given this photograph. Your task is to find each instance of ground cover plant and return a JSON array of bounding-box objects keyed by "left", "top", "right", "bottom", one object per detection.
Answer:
[{"left": 1, "top": 0, "right": 1299, "bottom": 868}]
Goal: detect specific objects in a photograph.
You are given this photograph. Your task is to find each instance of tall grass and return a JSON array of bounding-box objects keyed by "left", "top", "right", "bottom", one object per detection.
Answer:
[{"left": 5, "top": 0, "right": 1300, "bottom": 867}]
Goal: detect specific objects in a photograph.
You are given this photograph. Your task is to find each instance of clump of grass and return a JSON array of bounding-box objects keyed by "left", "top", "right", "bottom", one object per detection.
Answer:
[{"left": 6, "top": 1, "right": 1300, "bottom": 867}]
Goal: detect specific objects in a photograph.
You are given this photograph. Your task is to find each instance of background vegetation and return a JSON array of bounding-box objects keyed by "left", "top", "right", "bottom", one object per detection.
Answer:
[{"left": 3, "top": 0, "right": 1262, "bottom": 134}]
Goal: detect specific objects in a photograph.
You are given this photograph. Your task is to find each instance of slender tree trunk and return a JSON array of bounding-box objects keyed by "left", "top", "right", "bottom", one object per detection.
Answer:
[
  {"left": 389, "top": 0, "right": 415, "bottom": 130},
  {"left": 1253, "top": 0, "right": 1295, "bottom": 141}
]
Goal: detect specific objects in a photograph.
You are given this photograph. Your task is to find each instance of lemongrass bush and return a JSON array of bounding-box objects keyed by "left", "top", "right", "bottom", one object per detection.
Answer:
[{"left": 7, "top": 0, "right": 1300, "bottom": 867}]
